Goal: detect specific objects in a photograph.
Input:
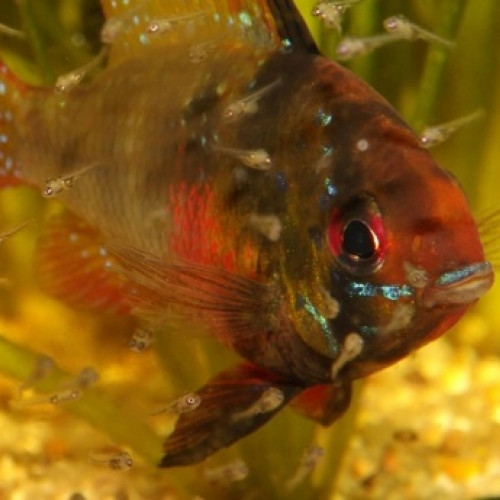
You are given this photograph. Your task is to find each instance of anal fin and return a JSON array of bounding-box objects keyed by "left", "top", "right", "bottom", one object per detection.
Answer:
[
  {"left": 160, "top": 362, "right": 303, "bottom": 467},
  {"left": 35, "top": 212, "right": 137, "bottom": 315}
]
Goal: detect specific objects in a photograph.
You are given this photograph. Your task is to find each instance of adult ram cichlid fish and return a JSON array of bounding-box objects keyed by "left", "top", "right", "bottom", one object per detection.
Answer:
[{"left": 0, "top": 0, "right": 493, "bottom": 466}]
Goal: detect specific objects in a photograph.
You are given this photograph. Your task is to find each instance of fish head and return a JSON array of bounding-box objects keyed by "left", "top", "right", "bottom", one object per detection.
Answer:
[{"left": 273, "top": 57, "right": 493, "bottom": 379}]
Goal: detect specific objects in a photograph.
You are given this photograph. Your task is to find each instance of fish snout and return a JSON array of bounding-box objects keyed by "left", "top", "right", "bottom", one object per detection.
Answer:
[{"left": 422, "top": 261, "right": 494, "bottom": 308}]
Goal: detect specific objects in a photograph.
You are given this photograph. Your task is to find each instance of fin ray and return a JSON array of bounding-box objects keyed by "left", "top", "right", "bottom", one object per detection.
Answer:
[
  {"left": 160, "top": 362, "right": 303, "bottom": 466},
  {"left": 112, "top": 246, "right": 277, "bottom": 344},
  {"left": 36, "top": 213, "right": 138, "bottom": 315},
  {"left": 99, "top": 0, "right": 281, "bottom": 66}
]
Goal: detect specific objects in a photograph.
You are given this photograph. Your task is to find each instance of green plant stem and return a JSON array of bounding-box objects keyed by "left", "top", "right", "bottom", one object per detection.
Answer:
[
  {"left": 0, "top": 334, "right": 164, "bottom": 466},
  {"left": 347, "top": 0, "right": 379, "bottom": 81},
  {"left": 411, "top": 0, "right": 467, "bottom": 131},
  {"left": 313, "top": 380, "right": 364, "bottom": 499},
  {"left": 16, "top": 0, "right": 55, "bottom": 82}
]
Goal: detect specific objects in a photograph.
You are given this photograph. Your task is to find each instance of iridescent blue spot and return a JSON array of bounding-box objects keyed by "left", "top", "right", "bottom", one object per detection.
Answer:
[
  {"left": 0, "top": 82, "right": 6, "bottom": 95},
  {"left": 436, "top": 262, "right": 491, "bottom": 286},
  {"left": 239, "top": 12, "right": 253, "bottom": 27},
  {"left": 322, "top": 145, "right": 334, "bottom": 157},
  {"left": 315, "top": 109, "right": 333, "bottom": 127},
  {"left": 213, "top": 13, "right": 221, "bottom": 22},
  {"left": 139, "top": 33, "right": 150, "bottom": 45},
  {"left": 300, "top": 296, "right": 339, "bottom": 355},
  {"left": 325, "top": 178, "right": 338, "bottom": 197},
  {"left": 347, "top": 282, "right": 414, "bottom": 301},
  {"left": 360, "top": 325, "right": 378, "bottom": 336},
  {"left": 297, "top": 296, "right": 338, "bottom": 354},
  {"left": 275, "top": 171, "right": 287, "bottom": 191},
  {"left": 281, "top": 39, "right": 293, "bottom": 52}
]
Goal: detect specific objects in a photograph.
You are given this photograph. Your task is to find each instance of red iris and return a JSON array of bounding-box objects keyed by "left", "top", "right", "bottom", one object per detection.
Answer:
[{"left": 328, "top": 196, "right": 386, "bottom": 275}]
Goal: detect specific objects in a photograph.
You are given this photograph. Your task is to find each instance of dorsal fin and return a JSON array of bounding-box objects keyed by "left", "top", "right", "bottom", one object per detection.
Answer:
[
  {"left": 266, "top": 0, "right": 320, "bottom": 53},
  {"left": 99, "top": 0, "right": 317, "bottom": 66}
]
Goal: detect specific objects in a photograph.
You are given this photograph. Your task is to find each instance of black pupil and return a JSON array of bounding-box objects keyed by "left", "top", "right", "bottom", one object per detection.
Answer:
[{"left": 342, "top": 220, "right": 376, "bottom": 259}]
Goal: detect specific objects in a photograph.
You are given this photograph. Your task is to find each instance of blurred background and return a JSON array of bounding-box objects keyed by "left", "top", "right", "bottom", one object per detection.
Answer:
[{"left": 0, "top": 1, "right": 499, "bottom": 498}]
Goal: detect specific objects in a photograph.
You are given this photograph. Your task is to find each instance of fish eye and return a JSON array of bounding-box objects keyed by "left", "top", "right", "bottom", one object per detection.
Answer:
[
  {"left": 328, "top": 195, "right": 386, "bottom": 275},
  {"left": 342, "top": 219, "right": 379, "bottom": 259}
]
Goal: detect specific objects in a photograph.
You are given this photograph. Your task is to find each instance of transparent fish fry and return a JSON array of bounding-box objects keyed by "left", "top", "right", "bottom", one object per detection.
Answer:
[
  {"left": 213, "top": 146, "right": 272, "bottom": 170},
  {"left": 420, "top": 109, "right": 484, "bottom": 148},
  {"left": 48, "top": 388, "right": 83, "bottom": 405},
  {"left": 223, "top": 79, "right": 281, "bottom": 122},
  {"left": 204, "top": 459, "right": 249, "bottom": 484},
  {"left": 383, "top": 15, "right": 454, "bottom": 47},
  {"left": 189, "top": 37, "right": 223, "bottom": 63},
  {"left": 145, "top": 11, "right": 205, "bottom": 36},
  {"left": 55, "top": 47, "right": 108, "bottom": 92},
  {"left": 11, "top": 388, "right": 82, "bottom": 408},
  {"left": 43, "top": 163, "right": 102, "bottom": 197},
  {"left": 286, "top": 444, "right": 325, "bottom": 491},
  {"left": 12, "top": 365, "right": 98, "bottom": 408},
  {"left": 89, "top": 450, "right": 133, "bottom": 471},
  {"left": 331, "top": 332, "right": 364, "bottom": 378},
  {"left": 68, "top": 366, "right": 99, "bottom": 390},
  {"left": 336, "top": 34, "right": 401, "bottom": 60},
  {"left": 312, "top": 1, "right": 361, "bottom": 32},
  {"left": 151, "top": 392, "right": 201, "bottom": 415},
  {"left": 231, "top": 386, "right": 285, "bottom": 421}
]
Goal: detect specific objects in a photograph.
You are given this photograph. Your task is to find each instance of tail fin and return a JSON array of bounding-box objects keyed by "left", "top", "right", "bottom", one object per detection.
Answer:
[{"left": 0, "top": 61, "right": 26, "bottom": 187}]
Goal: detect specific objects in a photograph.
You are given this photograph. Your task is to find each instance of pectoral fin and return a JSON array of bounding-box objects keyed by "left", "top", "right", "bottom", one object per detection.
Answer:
[{"left": 160, "top": 362, "right": 303, "bottom": 467}]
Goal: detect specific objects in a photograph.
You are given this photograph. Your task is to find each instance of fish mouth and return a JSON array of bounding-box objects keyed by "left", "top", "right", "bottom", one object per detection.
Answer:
[{"left": 423, "top": 261, "right": 494, "bottom": 308}]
